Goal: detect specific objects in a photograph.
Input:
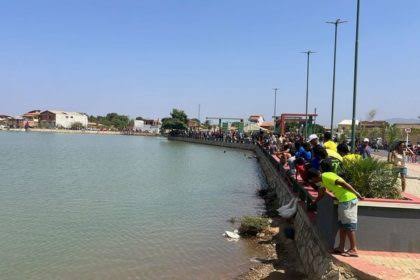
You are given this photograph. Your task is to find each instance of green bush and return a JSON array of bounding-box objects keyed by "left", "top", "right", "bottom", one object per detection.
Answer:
[
  {"left": 70, "top": 122, "right": 84, "bottom": 130},
  {"left": 239, "top": 216, "right": 270, "bottom": 236},
  {"left": 339, "top": 157, "right": 401, "bottom": 199}
]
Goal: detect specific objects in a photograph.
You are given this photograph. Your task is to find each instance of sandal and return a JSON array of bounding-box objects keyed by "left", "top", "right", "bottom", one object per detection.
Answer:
[
  {"left": 345, "top": 250, "right": 359, "bottom": 257},
  {"left": 331, "top": 248, "right": 347, "bottom": 255}
]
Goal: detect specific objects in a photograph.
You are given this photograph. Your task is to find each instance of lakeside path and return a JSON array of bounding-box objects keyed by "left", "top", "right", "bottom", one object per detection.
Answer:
[{"left": 372, "top": 152, "right": 420, "bottom": 197}]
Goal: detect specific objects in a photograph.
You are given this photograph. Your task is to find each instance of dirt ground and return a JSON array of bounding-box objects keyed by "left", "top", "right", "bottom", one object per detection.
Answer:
[{"left": 236, "top": 218, "right": 307, "bottom": 280}]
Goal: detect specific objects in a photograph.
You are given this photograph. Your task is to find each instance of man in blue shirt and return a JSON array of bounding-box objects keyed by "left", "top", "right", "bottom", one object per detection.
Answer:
[{"left": 295, "top": 142, "right": 312, "bottom": 161}]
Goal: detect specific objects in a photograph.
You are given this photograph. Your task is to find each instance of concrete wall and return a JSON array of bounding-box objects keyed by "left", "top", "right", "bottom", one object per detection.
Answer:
[
  {"left": 254, "top": 147, "right": 337, "bottom": 278},
  {"left": 317, "top": 199, "right": 420, "bottom": 253},
  {"left": 167, "top": 136, "right": 255, "bottom": 151}
]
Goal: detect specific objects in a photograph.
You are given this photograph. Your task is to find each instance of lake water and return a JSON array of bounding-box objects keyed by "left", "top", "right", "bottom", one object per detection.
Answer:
[{"left": 0, "top": 132, "right": 266, "bottom": 279}]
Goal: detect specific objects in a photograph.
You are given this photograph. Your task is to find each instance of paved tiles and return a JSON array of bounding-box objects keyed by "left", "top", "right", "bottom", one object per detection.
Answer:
[{"left": 334, "top": 250, "right": 420, "bottom": 280}]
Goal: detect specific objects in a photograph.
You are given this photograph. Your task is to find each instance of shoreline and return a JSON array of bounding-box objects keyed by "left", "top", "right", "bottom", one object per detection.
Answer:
[
  {"left": 168, "top": 136, "right": 309, "bottom": 279},
  {"left": 0, "top": 128, "right": 159, "bottom": 137}
]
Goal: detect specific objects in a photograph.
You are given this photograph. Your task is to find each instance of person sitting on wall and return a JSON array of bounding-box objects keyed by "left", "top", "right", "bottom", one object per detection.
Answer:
[
  {"left": 308, "top": 134, "right": 322, "bottom": 150},
  {"left": 323, "top": 132, "right": 337, "bottom": 152},
  {"left": 307, "top": 166, "right": 363, "bottom": 257},
  {"left": 310, "top": 145, "right": 328, "bottom": 170},
  {"left": 337, "top": 143, "right": 362, "bottom": 162},
  {"left": 287, "top": 141, "right": 312, "bottom": 174}
]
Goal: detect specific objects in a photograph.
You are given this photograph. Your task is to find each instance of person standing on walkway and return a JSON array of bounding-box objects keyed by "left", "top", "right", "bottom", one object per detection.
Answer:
[
  {"left": 389, "top": 141, "right": 413, "bottom": 192},
  {"left": 359, "top": 138, "right": 372, "bottom": 159},
  {"left": 307, "top": 167, "right": 363, "bottom": 257}
]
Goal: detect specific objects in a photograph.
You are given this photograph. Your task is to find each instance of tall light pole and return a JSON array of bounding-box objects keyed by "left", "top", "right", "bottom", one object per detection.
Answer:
[
  {"left": 302, "top": 50, "right": 315, "bottom": 139},
  {"left": 273, "top": 88, "right": 278, "bottom": 133},
  {"left": 327, "top": 19, "right": 347, "bottom": 134},
  {"left": 351, "top": 0, "right": 361, "bottom": 152}
]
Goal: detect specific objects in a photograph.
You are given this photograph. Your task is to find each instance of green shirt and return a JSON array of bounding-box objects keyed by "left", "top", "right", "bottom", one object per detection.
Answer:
[{"left": 321, "top": 172, "right": 357, "bottom": 203}]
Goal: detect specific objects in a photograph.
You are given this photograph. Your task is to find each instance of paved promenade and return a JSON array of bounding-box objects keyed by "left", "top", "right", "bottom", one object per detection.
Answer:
[{"left": 334, "top": 251, "right": 420, "bottom": 280}]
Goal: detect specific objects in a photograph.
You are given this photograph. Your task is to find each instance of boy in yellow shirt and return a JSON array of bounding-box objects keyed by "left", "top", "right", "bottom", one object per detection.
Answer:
[
  {"left": 323, "top": 132, "right": 337, "bottom": 152},
  {"left": 307, "top": 167, "right": 363, "bottom": 257}
]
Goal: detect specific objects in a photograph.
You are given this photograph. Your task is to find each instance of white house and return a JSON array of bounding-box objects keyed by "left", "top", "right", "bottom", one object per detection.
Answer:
[
  {"left": 248, "top": 115, "right": 265, "bottom": 125},
  {"left": 39, "top": 110, "right": 88, "bottom": 129},
  {"left": 133, "top": 119, "right": 161, "bottom": 134},
  {"left": 337, "top": 119, "right": 359, "bottom": 134}
]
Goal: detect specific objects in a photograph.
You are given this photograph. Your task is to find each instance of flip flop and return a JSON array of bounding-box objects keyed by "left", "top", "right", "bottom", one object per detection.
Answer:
[
  {"left": 345, "top": 250, "right": 359, "bottom": 257},
  {"left": 331, "top": 248, "right": 347, "bottom": 255}
]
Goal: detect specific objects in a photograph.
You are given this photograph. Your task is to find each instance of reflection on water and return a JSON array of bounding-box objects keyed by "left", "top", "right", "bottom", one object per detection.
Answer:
[{"left": 0, "top": 132, "right": 266, "bottom": 279}]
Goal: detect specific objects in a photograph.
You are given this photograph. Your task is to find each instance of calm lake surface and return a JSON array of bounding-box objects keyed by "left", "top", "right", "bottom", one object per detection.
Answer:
[{"left": 0, "top": 132, "right": 266, "bottom": 279}]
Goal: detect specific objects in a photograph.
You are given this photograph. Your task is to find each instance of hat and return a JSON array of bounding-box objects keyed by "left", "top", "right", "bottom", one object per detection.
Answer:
[
  {"left": 308, "top": 134, "right": 318, "bottom": 142},
  {"left": 363, "top": 138, "right": 369, "bottom": 142}
]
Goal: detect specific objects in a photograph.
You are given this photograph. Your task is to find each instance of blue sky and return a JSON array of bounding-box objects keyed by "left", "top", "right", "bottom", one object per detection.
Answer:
[{"left": 0, "top": 0, "right": 419, "bottom": 125}]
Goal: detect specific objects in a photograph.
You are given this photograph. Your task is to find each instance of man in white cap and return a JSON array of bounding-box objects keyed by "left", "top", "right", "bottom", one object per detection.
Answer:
[
  {"left": 359, "top": 138, "right": 372, "bottom": 159},
  {"left": 308, "top": 134, "right": 321, "bottom": 149}
]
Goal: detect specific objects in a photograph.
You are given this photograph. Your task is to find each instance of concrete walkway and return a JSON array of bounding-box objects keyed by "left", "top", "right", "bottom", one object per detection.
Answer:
[{"left": 334, "top": 251, "right": 420, "bottom": 280}]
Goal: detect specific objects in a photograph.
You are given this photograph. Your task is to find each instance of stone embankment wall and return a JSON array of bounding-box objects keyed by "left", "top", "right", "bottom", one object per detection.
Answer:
[
  {"left": 167, "top": 136, "right": 255, "bottom": 150},
  {"left": 168, "top": 137, "right": 339, "bottom": 279}
]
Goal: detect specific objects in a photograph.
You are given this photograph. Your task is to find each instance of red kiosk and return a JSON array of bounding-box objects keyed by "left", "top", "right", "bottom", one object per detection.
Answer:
[{"left": 276, "top": 113, "right": 318, "bottom": 135}]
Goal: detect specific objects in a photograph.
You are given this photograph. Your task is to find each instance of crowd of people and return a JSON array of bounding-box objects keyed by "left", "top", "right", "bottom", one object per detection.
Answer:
[{"left": 181, "top": 129, "right": 416, "bottom": 257}]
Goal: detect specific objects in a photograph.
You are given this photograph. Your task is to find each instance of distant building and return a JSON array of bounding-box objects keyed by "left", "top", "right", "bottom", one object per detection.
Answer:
[
  {"left": 39, "top": 110, "right": 88, "bottom": 129},
  {"left": 260, "top": 121, "right": 274, "bottom": 130},
  {"left": 22, "top": 110, "right": 41, "bottom": 128},
  {"left": 133, "top": 119, "right": 161, "bottom": 134},
  {"left": 337, "top": 119, "right": 359, "bottom": 134},
  {"left": 248, "top": 115, "right": 264, "bottom": 125},
  {"left": 359, "top": 120, "right": 388, "bottom": 130},
  {"left": 187, "top": 119, "right": 200, "bottom": 130},
  {"left": 394, "top": 122, "right": 420, "bottom": 144},
  {"left": 393, "top": 123, "right": 420, "bottom": 130},
  {"left": 0, "top": 115, "right": 14, "bottom": 128}
]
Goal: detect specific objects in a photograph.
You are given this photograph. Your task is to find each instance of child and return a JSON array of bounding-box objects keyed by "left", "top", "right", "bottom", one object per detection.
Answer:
[{"left": 307, "top": 167, "right": 363, "bottom": 257}]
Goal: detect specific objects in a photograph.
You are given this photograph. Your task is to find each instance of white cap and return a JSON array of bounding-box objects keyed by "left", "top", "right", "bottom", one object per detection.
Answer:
[
  {"left": 363, "top": 138, "right": 369, "bottom": 142},
  {"left": 308, "top": 134, "right": 318, "bottom": 142}
]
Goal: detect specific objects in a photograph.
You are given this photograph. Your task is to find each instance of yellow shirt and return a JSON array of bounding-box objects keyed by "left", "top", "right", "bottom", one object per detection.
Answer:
[
  {"left": 326, "top": 149, "right": 343, "bottom": 162},
  {"left": 324, "top": 140, "right": 337, "bottom": 152},
  {"left": 343, "top": 153, "right": 362, "bottom": 162},
  {"left": 321, "top": 172, "right": 357, "bottom": 203}
]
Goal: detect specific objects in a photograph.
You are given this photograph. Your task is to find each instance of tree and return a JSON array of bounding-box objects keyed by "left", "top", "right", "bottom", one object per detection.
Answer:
[
  {"left": 170, "top": 109, "right": 188, "bottom": 124},
  {"left": 161, "top": 109, "right": 189, "bottom": 131},
  {"left": 104, "top": 113, "right": 130, "bottom": 130},
  {"left": 71, "top": 122, "right": 84, "bottom": 130},
  {"left": 385, "top": 124, "right": 400, "bottom": 148},
  {"left": 88, "top": 115, "right": 97, "bottom": 123},
  {"left": 161, "top": 118, "right": 187, "bottom": 130}
]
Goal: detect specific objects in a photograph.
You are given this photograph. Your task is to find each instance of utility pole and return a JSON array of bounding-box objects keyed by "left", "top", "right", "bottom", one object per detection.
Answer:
[
  {"left": 351, "top": 0, "right": 361, "bottom": 152},
  {"left": 327, "top": 19, "right": 347, "bottom": 133},
  {"left": 302, "top": 50, "right": 315, "bottom": 139},
  {"left": 273, "top": 88, "right": 278, "bottom": 133}
]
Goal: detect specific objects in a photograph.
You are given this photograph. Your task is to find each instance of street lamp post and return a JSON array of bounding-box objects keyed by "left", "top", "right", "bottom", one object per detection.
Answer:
[
  {"left": 327, "top": 19, "right": 347, "bottom": 134},
  {"left": 351, "top": 0, "right": 361, "bottom": 152},
  {"left": 302, "top": 50, "right": 315, "bottom": 139},
  {"left": 273, "top": 88, "right": 278, "bottom": 133}
]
